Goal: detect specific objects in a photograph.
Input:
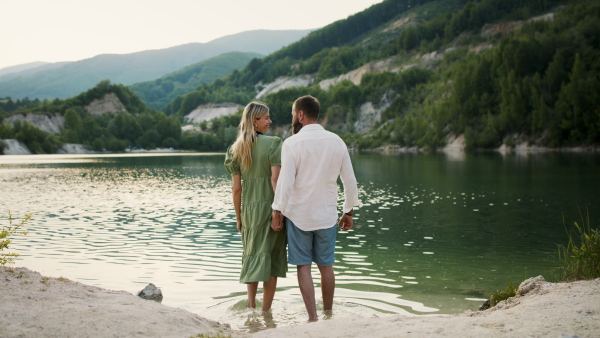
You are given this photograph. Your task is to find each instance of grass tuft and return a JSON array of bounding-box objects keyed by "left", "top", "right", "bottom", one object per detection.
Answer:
[
  {"left": 487, "top": 282, "right": 517, "bottom": 307},
  {"left": 553, "top": 207, "right": 600, "bottom": 282}
]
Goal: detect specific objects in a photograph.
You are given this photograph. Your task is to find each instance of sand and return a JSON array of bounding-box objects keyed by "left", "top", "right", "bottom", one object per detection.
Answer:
[
  {"left": 1, "top": 266, "right": 599, "bottom": 338},
  {"left": 0, "top": 267, "right": 234, "bottom": 338}
]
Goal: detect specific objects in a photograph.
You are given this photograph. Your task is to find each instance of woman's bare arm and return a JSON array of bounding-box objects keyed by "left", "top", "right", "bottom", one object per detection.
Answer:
[
  {"left": 270, "top": 166, "right": 282, "bottom": 231},
  {"left": 232, "top": 174, "right": 242, "bottom": 232},
  {"left": 270, "top": 166, "right": 281, "bottom": 193}
]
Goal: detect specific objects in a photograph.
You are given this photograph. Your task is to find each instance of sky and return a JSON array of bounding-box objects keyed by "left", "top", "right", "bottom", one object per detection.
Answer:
[{"left": 0, "top": 0, "right": 383, "bottom": 70}]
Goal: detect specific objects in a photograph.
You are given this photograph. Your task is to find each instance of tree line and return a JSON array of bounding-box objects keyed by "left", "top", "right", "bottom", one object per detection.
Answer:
[{"left": 1, "top": 81, "right": 185, "bottom": 153}]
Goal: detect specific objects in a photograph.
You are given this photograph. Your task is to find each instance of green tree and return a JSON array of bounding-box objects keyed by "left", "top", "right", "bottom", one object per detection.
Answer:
[
  {"left": 107, "top": 113, "right": 142, "bottom": 145},
  {"left": 156, "top": 113, "right": 181, "bottom": 142},
  {"left": 179, "top": 90, "right": 206, "bottom": 115},
  {"left": 137, "top": 129, "right": 161, "bottom": 149},
  {"left": 63, "top": 108, "right": 84, "bottom": 143}
]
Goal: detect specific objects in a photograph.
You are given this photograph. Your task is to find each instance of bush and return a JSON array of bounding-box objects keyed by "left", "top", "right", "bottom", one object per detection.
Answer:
[
  {"left": 554, "top": 208, "right": 600, "bottom": 282},
  {"left": 486, "top": 282, "right": 517, "bottom": 308},
  {"left": 0, "top": 212, "right": 31, "bottom": 266},
  {"left": 162, "top": 137, "right": 179, "bottom": 149}
]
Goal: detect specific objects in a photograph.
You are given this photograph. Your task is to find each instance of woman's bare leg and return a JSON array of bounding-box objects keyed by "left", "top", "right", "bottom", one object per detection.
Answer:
[{"left": 247, "top": 282, "right": 259, "bottom": 308}]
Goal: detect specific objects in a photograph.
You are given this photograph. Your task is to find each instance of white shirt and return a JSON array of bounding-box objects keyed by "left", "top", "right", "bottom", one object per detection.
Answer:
[{"left": 272, "top": 124, "right": 360, "bottom": 231}]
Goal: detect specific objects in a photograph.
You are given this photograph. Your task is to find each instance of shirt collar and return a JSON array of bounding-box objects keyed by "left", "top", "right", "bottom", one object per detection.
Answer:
[{"left": 297, "top": 123, "right": 323, "bottom": 133}]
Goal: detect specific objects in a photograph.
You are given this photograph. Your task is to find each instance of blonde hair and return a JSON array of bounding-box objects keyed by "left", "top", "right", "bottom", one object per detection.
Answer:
[{"left": 230, "top": 101, "right": 269, "bottom": 170}]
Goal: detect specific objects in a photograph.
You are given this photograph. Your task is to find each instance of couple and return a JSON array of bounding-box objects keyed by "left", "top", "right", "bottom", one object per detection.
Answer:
[{"left": 224, "top": 95, "right": 359, "bottom": 322}]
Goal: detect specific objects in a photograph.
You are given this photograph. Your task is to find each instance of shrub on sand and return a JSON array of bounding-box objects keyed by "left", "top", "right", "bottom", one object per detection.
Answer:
[
  {"left": 0, "top": 212, "right": 31, "bottom": 265},
  {"left": 554, "top": 209, "right": 600, "bottom": 282}
]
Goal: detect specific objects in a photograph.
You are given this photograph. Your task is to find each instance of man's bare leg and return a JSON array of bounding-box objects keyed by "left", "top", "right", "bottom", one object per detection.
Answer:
[
  {"left": 318, "top": 265, "right": 335, "bottom": 312},
  {"left": 261, "top": 275, "right": 278, "bottom": 312},
  {"left": 297, "top": 264, "right": 318, "bottom": 321}
]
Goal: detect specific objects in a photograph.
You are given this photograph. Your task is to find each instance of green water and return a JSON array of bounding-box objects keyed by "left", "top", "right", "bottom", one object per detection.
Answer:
[{"left": 1, "top": 151, "right": 598, "bottom": 331}]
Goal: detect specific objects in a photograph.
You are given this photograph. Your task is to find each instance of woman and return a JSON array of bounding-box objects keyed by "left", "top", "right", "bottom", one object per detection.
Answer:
[{"left": 224, "top": 101, "right": 287, "bottom": 312}]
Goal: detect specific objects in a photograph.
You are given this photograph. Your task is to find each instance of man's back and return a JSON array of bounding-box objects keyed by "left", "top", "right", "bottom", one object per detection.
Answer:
[{"left": 272, "top": 124, "right": 359, "bottom": 231}]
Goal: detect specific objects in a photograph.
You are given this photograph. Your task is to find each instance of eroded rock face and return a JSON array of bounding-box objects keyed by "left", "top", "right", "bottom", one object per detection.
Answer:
[
  {"left": 137, "top": 283, "right": 163, "bottom": 301},
  {"left": 319, "top": 57, "right": 400, "bottom": 91},
  {"left": 57, "top": 143, "right": 94, "bottom": 154},
  {"left": 184, "top": 103, "right": 242, "bottom": 124},
  {"left": 1, "top": 139, "right": 31, "bottom": 155},
  {"left": 3, "top": 113, "right": 65, "bottom": 134},
  {"left": 85, "top": 93, "right": 127, "bottom": 116},
  {"left": 256, "top": 75, "right": 314, "bottom": 99}
]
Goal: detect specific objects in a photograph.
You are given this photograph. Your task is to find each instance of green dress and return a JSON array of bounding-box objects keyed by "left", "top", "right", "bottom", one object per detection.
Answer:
[{"left": 224, "top": 135, "right": 287, "bottom": 283}]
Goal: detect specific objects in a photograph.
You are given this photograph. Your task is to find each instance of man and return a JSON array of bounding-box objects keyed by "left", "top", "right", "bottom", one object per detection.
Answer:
[{"left": 271, "top": 95, "right": 360, "bottom": 322}]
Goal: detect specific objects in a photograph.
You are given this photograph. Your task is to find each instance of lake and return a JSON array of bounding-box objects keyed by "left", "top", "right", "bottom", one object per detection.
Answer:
[{"left": 1, "top": 151, "right": 598, "bottom": 331}]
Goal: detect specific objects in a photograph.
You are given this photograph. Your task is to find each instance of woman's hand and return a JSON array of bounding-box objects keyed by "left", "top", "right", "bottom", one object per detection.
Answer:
[
  {"left": 271, "top": 210, "right": 283, "bottom": 231},
  {"left": 237, "top": 220, "right": 242, "bottom": 233}
]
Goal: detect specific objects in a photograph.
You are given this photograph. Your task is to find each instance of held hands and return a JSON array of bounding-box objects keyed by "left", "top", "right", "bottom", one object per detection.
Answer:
[
  {"left": 271, "top": 210, "right": 284, "bottom": 232},
  {"left": 338, "top": 213, "right": 353, "bottom": 231}
]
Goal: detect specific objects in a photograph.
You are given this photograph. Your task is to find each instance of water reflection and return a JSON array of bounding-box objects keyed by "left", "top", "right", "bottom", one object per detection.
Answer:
[{"left": 1, "top": 152, "right": 599, "bottom": 332}]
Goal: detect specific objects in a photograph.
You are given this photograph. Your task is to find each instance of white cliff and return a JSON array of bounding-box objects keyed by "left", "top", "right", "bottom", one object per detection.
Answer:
[
  {"left": 84, "top": 93, "right": 128, "bottom": 116},
  {"left": 256, "top": 75, "right": 315, "bottom": 99},
  {"left": 184, "top": 103, "right": 242, "bottom": 124},
  {"left": 3, "top": 113, "right": 65, "bottom": 134},
  {"left": 1, "top": 139, "right": 32, "bottom": 155}
]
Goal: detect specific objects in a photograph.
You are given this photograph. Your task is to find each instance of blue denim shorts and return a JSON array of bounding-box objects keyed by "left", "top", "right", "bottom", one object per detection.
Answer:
[{"left": 286, "top": 218, "right": 337, "bottom": 266}]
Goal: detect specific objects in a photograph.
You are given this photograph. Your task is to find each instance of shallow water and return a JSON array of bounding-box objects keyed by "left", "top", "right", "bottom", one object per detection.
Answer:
[{"left": 1, "top": 152, "right": 598, "bottom": 331}]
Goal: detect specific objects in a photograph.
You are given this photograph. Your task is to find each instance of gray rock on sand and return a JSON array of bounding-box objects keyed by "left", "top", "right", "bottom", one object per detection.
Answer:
[
  {"left": 479, "top": 275, "right": 547, "bottom": 311},
  {"left": 517, "top": 275, "right": 545, "bottom": 296},
  {"left": 137, "top": 283, "right": 163, "bottom": 301}
]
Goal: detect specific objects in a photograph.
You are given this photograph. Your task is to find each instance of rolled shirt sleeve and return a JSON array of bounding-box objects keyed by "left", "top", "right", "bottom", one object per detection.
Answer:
[{"left": 340, "top": 149, "right": 360, "bottom": 213}]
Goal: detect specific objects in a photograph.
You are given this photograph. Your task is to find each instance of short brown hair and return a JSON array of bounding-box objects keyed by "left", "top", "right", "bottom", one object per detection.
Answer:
[{"left": 294, "top": 95, "right": 320, "bottom": 121}]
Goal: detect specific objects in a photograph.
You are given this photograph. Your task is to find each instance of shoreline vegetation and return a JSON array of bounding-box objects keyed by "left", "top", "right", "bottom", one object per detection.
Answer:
[{"left": 1, "top": 266, "right": 598, "bottom": 338}]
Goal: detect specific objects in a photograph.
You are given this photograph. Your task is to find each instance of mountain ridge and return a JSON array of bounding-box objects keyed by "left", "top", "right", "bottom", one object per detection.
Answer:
[{"left": 0, "top": 29, "right": 312, "bottom": 100}]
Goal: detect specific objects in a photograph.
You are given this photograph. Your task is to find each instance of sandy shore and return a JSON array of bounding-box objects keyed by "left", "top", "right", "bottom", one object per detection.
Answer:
[
  {"left": 1, "top": 266, "right": 599, "bottom": 338},
  {"left": 0, "top": 267, "right": 234, "bottom": 338}
]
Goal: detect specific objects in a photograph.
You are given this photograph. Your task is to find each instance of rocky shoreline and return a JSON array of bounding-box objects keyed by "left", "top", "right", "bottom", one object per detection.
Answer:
[
  {"left": 0, "top": 139, "right": 194, "bottom": 155},
  {"left": 3, "top": 137, "right": 599, "bottom": 157},
  {"left": 1, "top": 266, "right": 599, "bottom": 338}
]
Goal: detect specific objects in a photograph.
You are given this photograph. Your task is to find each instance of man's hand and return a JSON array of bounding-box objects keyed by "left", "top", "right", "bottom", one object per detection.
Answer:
[
  {"left": 338, "top": 213, "right": 353, "bottom": 231},
  {"left": 271, "top": 210, "right": 284, "bottom": 231}
]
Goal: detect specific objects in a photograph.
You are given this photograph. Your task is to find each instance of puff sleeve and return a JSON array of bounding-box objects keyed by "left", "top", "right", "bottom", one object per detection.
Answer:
[
  {"left": 224, "top": 147, "right": 241, "bottom": 176},
  {"left": 269, "top": 136, "right": 282, "bottom": 167}
]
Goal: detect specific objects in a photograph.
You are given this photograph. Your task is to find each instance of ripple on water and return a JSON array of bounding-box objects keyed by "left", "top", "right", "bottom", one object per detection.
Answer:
[{"left": 4, "top": 153, "right": 590, "bottom": 329}]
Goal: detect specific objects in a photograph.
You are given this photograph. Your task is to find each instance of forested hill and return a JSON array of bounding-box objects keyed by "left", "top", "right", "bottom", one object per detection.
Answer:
[
  {"left": 130, "top": 52, "right": 262, "bottom": 111},
  {"left": 168, "top": 0, "right": 600, "bottom": 150},
  {"left": 0, "top": 81, "right": 186, "bottom": 154}
]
